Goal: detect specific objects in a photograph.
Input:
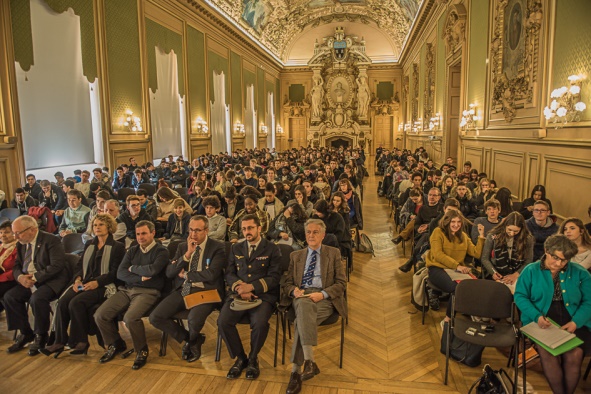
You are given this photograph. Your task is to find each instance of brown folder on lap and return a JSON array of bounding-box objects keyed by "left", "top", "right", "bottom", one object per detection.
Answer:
[{"left": 183, "top": 289, "right": 222, "bottom": 309}]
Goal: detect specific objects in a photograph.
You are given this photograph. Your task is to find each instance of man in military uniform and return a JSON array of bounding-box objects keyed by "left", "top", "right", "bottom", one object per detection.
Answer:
[{"left": 218, "top": 213, "right": 282, "bottom": 380}]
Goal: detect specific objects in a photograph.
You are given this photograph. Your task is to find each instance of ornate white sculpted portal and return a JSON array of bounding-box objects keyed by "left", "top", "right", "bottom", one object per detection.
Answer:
[{"left": 306, "top": 26, "right": 372, "bottom": 148}]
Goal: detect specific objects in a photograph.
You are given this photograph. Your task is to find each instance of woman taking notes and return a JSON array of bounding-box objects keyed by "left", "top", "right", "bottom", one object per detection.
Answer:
[{"left": 515, "top": 235, "right": 591, "bottom": 394}]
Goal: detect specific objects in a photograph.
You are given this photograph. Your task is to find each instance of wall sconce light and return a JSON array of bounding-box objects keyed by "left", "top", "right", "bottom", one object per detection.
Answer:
[
  {"left": 544, "top": 74, "right": 586, "bottom": 129},
  {"left": 398, "top": 123, "right": 404, "bottom": 132},
  {"left": 123, "top": 110, "right": 143, "bottom": 132},
  {"left": 429, "top": 113, "right": 441, "bottom": 131},
  {"left": 276, "top": 124, "right": 283, "bottom": 134},
  {"left": 260, "top": 124, "right": 268, "bottom": 135},
  {"left": 412, "top": 117, "right": 423, "bottom": 132},
  {"left": 234, "top": 121, "right": 245, "bottom": 134},
  {"left": 404, "top": 122, "right": 412, "bottom": 132},
  {"left": 194, "top": 116, "right": 208, "bottom": 134},
  {"left": 460, "top": 104, "right": 478, "bottom": 131}
]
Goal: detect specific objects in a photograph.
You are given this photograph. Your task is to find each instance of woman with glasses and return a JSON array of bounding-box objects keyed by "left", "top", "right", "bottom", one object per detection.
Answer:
[
  {"left": 515, "top": 234, "right": 591, "bottom": 394},
  {"left": 481, "top": 212, "right": 534, "bottom": 283},
  {"left": 558, "top": 218, "right": 591, "bottom": 270},
  {"left": 40, "top": 214, "right": 125, "bottom": 357}
]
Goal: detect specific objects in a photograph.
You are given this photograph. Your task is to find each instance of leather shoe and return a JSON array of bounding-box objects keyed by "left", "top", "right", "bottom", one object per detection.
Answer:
[
  {"left": 6, "top": 333, "right": 35, "bottom": 354},
  {"left": 301, "top": 360, "right": 320, "bottom": 381},
  {"left": 186, "top": 334, "right": 205, "bottom": 363},
  {"left": 28, "top": 334, "right": 47, "bottom": 356},
  {"left": 286, "top": 372, "right": 302, "bottom": 394},
  {"left": 245, "top": 358, "right": 260, "bottom": 380},
  {"left": 99, "top": 342, "right": 127, "bottom": 364},
  {"left": 399, "top": 259, "right": 414, "bottom": 273},
  {"left": 181, "top": 341, "right": 191, "bottom": 360},
  {"left": 391, "top": 236, "right": 403, "bottom": 245},
  {"left": 227, "top": 357, "right": 248, "bottom": 379},
  {"left": 132, "top": 348, "right": 148, "bottom": 370}
]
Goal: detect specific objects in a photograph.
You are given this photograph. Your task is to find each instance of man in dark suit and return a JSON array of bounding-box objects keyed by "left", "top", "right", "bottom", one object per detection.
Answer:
[
  {"left": 149, "top": 215, "right": 226, "bottom": 362},
  {"left": 283, "top": 219, "right": 347, "bottom": 394},
  {"left": 218, "top": 214, "right": 282, "bottom": 380},
  {"left": 4, "top": 216, "right": 69, "bottom": 355}
]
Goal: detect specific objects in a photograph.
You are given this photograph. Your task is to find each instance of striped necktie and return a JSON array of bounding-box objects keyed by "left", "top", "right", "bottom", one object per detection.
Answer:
[
  {"left": 302, "top": 250, "right": 317, "bottom": 287},
  {"left": 22, "top": 244, "right": 33, "bottom": 274},
  {"left": 181, "top": 246, "right": 201, "bottom": 297}
]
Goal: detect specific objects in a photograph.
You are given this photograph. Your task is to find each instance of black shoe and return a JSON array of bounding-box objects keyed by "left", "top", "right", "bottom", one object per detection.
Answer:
[
  {"left": 186, "top": 334, "right": 205, "bottom": 363},
  {"left": 301, "top": 360, "right": 320, "bottom": 381},
  {"left": 286, "top": 372, "right": 302, "bottom": 394},
  {"left": 99, "top": 342, "right": 127, "bottom": 364},
  {"left": 399, "top": 259, "right": 414, "bottom": 273},
  {"left": 227, "top": 357, "right": 248, "bottom": 379},
  {"left": 39, "top": 343, "right": 64, "bottom": 358},
  {"left": 428, "top": 289, "right": 440, "bottom": 311},
  {"left": 245, "top": 358, "right": 260, "bottom": 380},
  {"left": 391, "top": 236, "right": 403, "bottom": 245},
  {"left": 181, "top": 341, "right": 191, "bottom": 361},
  {"left": 28, "top": 334, "right": 47, "bottom": 356},
  {"left": 132, "top": 348, "right": 148, "bottom": 370},
  {"left": 6, "top": 333, "right": 35, "bottom": 354},
  {"left": 69, "top": 342, "right": 90, "bottom": 355}
]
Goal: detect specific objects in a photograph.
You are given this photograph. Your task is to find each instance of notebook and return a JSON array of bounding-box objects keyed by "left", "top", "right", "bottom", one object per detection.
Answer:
[
  {"left": 520, "top": 320, "right": 581, "bottom": 353},
  {"left": 183, "top": 289, "right": 222, "bottom": 309},
  {"left": 444, "top": 269, "right": 477, "bottom": 282}
]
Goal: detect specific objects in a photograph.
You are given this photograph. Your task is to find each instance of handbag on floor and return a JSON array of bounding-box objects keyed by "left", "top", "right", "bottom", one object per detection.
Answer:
[
  {"left": 440, "top": 321, "right": 484, "bottom": 367},
  {"left": 468, "top": 364, "right": 513, "bottom": 394}
]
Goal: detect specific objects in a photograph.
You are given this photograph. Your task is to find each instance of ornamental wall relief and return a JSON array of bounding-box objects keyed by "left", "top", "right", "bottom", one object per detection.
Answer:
[{"left": 489, "top": 0, "right": 543, "bottom": 123}]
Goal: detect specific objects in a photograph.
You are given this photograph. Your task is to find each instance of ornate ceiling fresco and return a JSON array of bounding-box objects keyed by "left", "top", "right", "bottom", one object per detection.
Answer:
[{"left": 203, "top": 0, "right": 423, "bottom": 65}]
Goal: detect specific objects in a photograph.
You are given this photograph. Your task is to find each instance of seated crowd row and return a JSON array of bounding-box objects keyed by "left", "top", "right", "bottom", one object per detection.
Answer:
[
  {"left": 0, "top": 146, "right": 369, "bottom": 394},
  {"left": 377, "top": 147, "right": 591, "bottom": 394}
]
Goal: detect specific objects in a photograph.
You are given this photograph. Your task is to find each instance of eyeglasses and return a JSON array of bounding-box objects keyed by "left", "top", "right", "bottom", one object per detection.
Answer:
[
  {"left": 533, "top": 209, "right": 548, "bottom": 213},
  {"left": 428, "top": 194, "right": 441, "bottom": 197},
  {"left": 13, "top": 226, "right": 32, "bottom": 237},
  {"left": 129, "top": 204, "right": 141, "bottom": 208},
  {"left": 546, "top": 252, "right": 568, "bottom": 264},
  {"left": 188, "top": 228, "right": 206, "bottom": 233}
]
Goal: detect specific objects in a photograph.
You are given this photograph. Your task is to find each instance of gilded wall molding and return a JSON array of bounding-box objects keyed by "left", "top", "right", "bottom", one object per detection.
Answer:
[
  {"left": 423, "top": 42, "right": 435, "bottom": 127},
  {"left": 489, "top": 0, "right": 543, "bottom": 123},
  {"left": 441, "top": 3, "right": 466, "bottom": 56},
  {"left": 412, "top": 63, "right": 419, "bottom": 123}
]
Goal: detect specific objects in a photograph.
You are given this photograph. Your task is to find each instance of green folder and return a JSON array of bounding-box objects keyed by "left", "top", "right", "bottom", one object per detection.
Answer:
[{"left": 521, "top": 319, "right": 584, "bottom": 356}]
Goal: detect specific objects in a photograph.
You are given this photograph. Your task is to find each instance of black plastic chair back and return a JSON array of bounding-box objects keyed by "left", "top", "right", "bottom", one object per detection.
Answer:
[
  {"left": 62, "top": 233, "right": 85, "bottom": 255},
  {"left": 454, "top": 279, "right": 513, "bottom": 320},
  {"left": 64, "top": 253, "right": 81, "bottom": 280},
  {"left": 0, "top": 208, "right": 20, "bottom": 221},
  {"left": 117, "top": 187, "right": 136, "bottom": 203},
  {"left": 138, "top": 183, "right": 156, "bottom": 196}
]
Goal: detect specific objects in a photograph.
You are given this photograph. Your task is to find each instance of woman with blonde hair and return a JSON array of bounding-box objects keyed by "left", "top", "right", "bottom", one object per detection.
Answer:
[{"left": 41, "top": 214, "right": 125, "bottom": 357}]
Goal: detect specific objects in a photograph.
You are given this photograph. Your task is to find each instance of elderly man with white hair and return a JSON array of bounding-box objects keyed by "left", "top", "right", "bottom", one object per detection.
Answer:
[
  {"left": 4, "top": 215, "right": 69, "bottom": 355},
  {"left": 283, "top": 218, "right": 347, "bottom": 394}
]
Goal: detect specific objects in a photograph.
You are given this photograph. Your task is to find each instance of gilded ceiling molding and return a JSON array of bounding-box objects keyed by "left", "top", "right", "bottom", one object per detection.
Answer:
[
  {"left": 423, "top": 42, "right": 435, "bottom": 126},
  {"left": 204, "top": 0, "right": 417, "bottom": 62},
  {"left": 441, "top": 3, "right": 466, "bottom": 55},
  {"left": 489, "top": 0, "right": 543, "bottom": 123}
]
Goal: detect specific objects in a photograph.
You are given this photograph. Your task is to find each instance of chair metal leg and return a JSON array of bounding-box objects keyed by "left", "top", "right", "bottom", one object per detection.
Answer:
[
  {"left": 215, "top": 331, "right": 222, "bottom": 362},
  {"left": 281, "top": 312, "right": 286, "bottom": 365},
  {"left": 444, "top": 321, "right": 450, "bottom": 385},
  {"left": 422, "top": 280, "right": 428, "bottom": 325},
  {"left": 339, "top": 317, "right": 344, "bottom": 368},
  {"left": 584, "top": 357, "right": 591, "bottom": 380},
  {"left": 159, "top": 332, "right": 168, "bottom": 357},
  {"left": 522, "top": 335, "right": 527, "bottom": 394},
  {"left": 273, "top": 312, "right": 279, "bottom": 367},
  {"left": 513, "top": 337, "right": 518, "bottom": 394},
  {"left": 507, "top": 345, "right": 514, "bottom": 367}
]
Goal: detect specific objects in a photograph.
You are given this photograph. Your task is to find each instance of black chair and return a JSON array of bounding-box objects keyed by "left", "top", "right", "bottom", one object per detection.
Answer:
[
  {"left": 0, "top": 208, "right": 20, "bottom": 221},
  {"left": 164, "top": 180, "right": 173, "bottom": 189},
  {"left": 444, "top": 280, "right": 519, "bottom": 393},
  {"left": 176, "top": 187, "right": 189, "bottom": 195},
  {"left": 138, "top": 183, "right": 156, "bottom": 196},
  {"left": 116, "top": 187, "right": 136, "bottom": 203},
  {"left": 0, "top": 216, "right": 9, "bottom": 225},
  {"left": 62, "top": 233, "right": 85, "bottom": 255},
  {"left": 421, "top": 276, "right": 445, "bottom": 325}
]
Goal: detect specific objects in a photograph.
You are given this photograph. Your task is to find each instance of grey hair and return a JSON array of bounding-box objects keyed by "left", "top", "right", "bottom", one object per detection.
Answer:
[
  {"left": 104, "top": 199, "right": 120, "bottom": 211},
  {"left": 14, "top": 215, "right": 39, "bottom": 229},
  {"left": 544, "top": 234, "right": 578, "bottom": 261},
  {"left": 191, "top": 215, "right": 209, "bottom": 229},
  {"left": 305, "top": 218, "right": 326, "bottom": 233}
]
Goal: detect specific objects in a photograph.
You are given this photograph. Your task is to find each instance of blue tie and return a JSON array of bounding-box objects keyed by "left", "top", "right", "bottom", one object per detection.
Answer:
[
  {"left": 302, "top": 250, "right": 317, "bottom": 287},
  {"left": 22, "top": 244, "right": 32, "bottom": 274}
]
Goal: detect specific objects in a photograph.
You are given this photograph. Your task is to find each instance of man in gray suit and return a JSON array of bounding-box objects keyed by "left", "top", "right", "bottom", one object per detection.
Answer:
[{"left": 283, "top": 219, "right": 347, "bottom": 394}]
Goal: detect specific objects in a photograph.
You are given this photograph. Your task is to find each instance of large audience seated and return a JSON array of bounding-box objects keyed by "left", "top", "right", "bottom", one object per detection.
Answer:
[
  {"left": 380, "top": 146, "right": 591, "bottom": 393},
  {"left": 1, "top": 145, "right": 590, "bottom": 393}
]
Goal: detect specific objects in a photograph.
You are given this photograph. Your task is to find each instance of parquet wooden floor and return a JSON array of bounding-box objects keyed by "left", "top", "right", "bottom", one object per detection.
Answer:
[{"left": 1, "top": 166, "right": 590, "bottom": 393}]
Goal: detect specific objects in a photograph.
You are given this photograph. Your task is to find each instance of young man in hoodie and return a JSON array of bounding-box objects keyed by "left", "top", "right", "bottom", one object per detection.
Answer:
[{"left": 526, "top": 200, "right": 558, "bottom": 261}]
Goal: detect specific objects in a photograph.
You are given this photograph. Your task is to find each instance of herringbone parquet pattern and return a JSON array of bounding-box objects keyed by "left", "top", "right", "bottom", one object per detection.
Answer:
[{"left": 0, "top": 168, "right": 589, "bottom": 393}]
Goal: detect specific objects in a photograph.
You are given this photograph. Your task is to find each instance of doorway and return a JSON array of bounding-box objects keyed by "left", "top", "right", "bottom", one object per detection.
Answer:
[
  {"left": 446, "top": 63, "right": 461, "bottom": 162},
  {"left": 326, "top": 136, "right": 352, "bottom": 150}
]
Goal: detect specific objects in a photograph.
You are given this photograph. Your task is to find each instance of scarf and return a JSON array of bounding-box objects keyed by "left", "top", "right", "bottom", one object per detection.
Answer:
[
  {"left": 0, "top": 241, "right": 16, "bottom": 272},
  {"left": 82, "top": 241, "right": 116, "bottom": 298}
]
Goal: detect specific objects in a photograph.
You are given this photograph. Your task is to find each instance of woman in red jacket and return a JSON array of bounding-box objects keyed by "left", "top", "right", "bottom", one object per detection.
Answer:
[{"left": 0, "top": 220, "right": 18, "bottom": 311}]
